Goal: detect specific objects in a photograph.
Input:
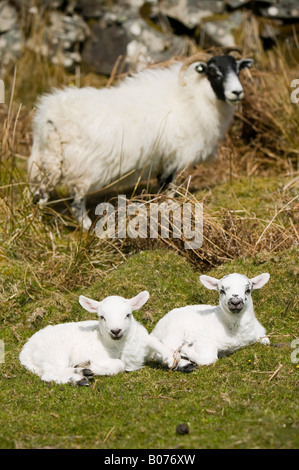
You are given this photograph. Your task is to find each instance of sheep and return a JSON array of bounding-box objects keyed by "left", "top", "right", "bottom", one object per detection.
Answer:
[
  {"left": 19, "top": 291, "right": 195, "bottom": 385},
  {"left": 151, "top": 273, "right": 270, "bottom": 367},
  {"left": 28, "top": 52, "right": 253, "bottom": 229}
]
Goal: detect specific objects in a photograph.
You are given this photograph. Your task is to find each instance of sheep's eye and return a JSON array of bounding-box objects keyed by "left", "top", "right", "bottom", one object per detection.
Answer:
[
  {"left": 99, "top": 315, "right": 105, "bottom": 320},
  {"left": 245, "top": 288, "right": 251, "bottom": 295},
  {"left": 126, "top": 313, "right": 131, "bottom": 319},
  {"left": 220, "top": 288, "right": 225, "bottom": 295}
]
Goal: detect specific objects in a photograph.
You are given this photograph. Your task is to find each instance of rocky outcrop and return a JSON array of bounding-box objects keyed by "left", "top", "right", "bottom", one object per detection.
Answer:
[{"left": 0, "top": 0, "right": 298, "bottom": 76}]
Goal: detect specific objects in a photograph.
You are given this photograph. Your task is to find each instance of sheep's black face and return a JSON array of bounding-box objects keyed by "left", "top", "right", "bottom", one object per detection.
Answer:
[{"left": 195, "top": 55, "right": 253, "bottom": 105}]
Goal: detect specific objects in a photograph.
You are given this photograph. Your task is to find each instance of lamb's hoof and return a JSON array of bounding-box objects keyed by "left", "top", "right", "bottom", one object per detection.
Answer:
[
  {"left": 82, "top": 368, "right": 94, "bottom": 378},
  {"left": 76, "top": 377, "right": 90, "bottom": 386},
  {"left": 177, "top": 362, "right": 197, "bottom": 373}
]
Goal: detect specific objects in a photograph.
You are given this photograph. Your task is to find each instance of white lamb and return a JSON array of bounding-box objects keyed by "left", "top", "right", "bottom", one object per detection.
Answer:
[
  {"left": 28, "top": 53, "right": 253, "bottom": 229},
  {"left": 151, "top": 273, "right": 270, "bottom": 366},
  {"left": 19, "top": 291, "right": 194, "bottom": 385}
]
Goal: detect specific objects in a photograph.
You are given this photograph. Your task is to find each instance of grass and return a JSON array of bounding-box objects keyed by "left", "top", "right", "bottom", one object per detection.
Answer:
[
  {"left": 0, "top": 248, "right": 298, "bottom": 449},
  {"left": 0, "top": 10, "right": 298, "bottom": 449}
]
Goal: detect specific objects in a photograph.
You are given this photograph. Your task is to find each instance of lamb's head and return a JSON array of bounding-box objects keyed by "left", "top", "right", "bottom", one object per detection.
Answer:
[
  {"left": 79, "top": 291, "right": 149, "bottom": 341},
  {"left": 200, "top": 273, "right": 270, "bottom": 315},
  {"left": 195, "top": 55, "right": 253, "bottom": 105}
]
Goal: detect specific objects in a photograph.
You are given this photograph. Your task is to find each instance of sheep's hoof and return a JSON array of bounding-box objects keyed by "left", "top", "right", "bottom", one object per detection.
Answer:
[
  {"left": 76, "top": 377, "right": 90, "bottom": 386},
  {"left": 82, "top": 368, "right": 94, "bottom": 378},
  {"left": 177, "top": 363, "right": 197, "bottom": 373}
]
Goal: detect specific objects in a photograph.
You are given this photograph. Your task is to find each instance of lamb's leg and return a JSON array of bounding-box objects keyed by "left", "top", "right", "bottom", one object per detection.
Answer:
[
  {"left": 181, "top": 340, "right": 218, "bottom": 366},
  {"left": 146, "top": 336, "right": 197, "bottom": 373},
  {"left": 40, "top": 365, "right": 86, "bottom": 385},
  {"left": 75, "top": 359, "right": 125, "bottom": 376}
]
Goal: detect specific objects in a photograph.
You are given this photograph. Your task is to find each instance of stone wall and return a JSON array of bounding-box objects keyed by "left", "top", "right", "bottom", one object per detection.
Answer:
[{"left": 1, "top": 0, "right": 298, "bottom": 76}]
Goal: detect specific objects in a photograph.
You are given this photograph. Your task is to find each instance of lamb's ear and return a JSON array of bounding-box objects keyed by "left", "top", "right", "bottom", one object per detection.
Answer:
[
  {"left": 79, "top": 295, "right": 100, "bottom": 313},
  {"left": 251, "top": 273, "right": 270, "bottom": 290},
  {"left": 128, "top": 291, "right": 149, "bottom": 311},
  {"left": 200, "top": 275, "right": 219, "bottom": 290}
]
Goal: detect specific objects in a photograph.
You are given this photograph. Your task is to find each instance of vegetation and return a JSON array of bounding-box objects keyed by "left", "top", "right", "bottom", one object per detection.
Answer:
[{"left": 0, "top": 11, "right": 298, "bottom": 449}]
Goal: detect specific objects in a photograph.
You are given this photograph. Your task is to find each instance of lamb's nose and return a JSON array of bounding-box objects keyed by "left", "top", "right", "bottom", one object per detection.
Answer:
[
  {"left": 230, "top": 297, "right": 242, "bottom": 306},
  {"left": 111, "top": 328, "right": 122, "bottom": 337}
]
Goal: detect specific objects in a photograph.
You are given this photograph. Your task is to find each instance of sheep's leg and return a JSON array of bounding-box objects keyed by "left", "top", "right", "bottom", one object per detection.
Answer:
[
  {"left": 70, "top": 193, "right": 92, "bottom": 230},
  {"left": 157, "top": 170, "right": 177, "bottom": 192},
  {"left": 147, "top": 336, "right": 197, "bottom": 373},
  {"left": 29, "top": 120, "right": 64, "bottom": 205}
]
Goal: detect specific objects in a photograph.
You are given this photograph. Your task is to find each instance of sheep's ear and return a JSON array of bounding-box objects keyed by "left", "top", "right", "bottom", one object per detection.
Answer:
[
  {"left": 195, "top": 62, "right": 207, "bottom": 74},
  {"left": 200, "top": 275, "right": 219, "bottom": 290},
  {"left": 79, "top": 295, "right": 100, "bottom": 313},
  {"left": 250, "top": 273, "right": 270, "bottom": 290},
  {"left": 128, "top": 291, "right": 149, "bottom": 310},
  {"left": 237, "top": 58, "right": 254, "bottom": 73}
]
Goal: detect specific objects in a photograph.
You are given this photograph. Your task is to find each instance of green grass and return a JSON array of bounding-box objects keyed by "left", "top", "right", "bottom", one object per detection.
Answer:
[{"left": 0, "top": 247, "right": 298, "bottom": 449}]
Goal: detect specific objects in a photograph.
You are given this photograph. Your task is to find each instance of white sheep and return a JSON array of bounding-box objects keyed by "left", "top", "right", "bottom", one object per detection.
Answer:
[
  {"left": 28, "top": 53, "right": 253, "bottom": 229},
  {"left": 19, "top": 291, "right": 195, "bottom": 385},
  {"left": 151, "top": 273, "right": 270, "bottom": 366}
]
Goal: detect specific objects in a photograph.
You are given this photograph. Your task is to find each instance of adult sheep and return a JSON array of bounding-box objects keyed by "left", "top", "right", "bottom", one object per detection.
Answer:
[{"left": 28, "top": 52, "right": 253, "bottom": 229}]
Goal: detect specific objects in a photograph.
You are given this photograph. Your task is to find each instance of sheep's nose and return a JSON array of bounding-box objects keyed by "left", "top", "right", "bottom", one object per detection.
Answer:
[
  {"left": 110, "top": 328, "right": 122, "bottom": 337},
  {"left": 232, "top": 90, "right": 243, "bottom": 98}
]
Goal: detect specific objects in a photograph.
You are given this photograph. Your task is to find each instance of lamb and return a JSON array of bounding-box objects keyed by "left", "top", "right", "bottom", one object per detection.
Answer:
[
  {"left": 28, "top": 53, "right": 253, "bottom": 229},
  {"left": 19, "top": 291, "right": 195, "bottom": 385},
  {"left": 151, "top": 273, "right": 270, "bottom": 367}
]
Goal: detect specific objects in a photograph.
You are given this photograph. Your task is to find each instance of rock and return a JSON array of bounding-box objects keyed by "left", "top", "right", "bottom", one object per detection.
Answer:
[
  {"left": 74, "top": 0, "right": 108, "bottom": 19},
  {"left": 259, "top": 1, "right": 299, "bottom": 21},
  {"left": 81, "top": 21, "right": 129, "bottom": 75},
  {"left": 158, "top": 0, "right": 225, "bottom": 30},
  {"left": 0, "top": 27, "right": 24, "bottom": 76},
  {"left": 0, "top": 1, "right": 18, "bottom": 33},
  {"left": 125, "top": 20, "right": 187, "bottom": 71},
  {"left": 27, "top": 10, "right": 89, "bottom": 69},
  {"left": 199, "top": 10, "right": 244, "bottom": 48},
  {"left": 224, "top": 0, "right": 251, "bottom": 10},
  {"left": 176, "top": 423, "right": 190, "bottom": 435},
  {"left": 81, "top": 7, "right": 187, "bottom": 75}
]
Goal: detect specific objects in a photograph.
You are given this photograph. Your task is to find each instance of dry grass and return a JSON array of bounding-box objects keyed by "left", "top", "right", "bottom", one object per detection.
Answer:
[{"left": 0, "top": 11, "right": 298, "bottom": 297}]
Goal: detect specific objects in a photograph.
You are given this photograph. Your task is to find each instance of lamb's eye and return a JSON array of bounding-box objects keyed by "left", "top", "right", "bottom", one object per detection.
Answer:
[
  {"left": 126, "top": 313, "right": 131, "bottom": 319},
  {"left": 245, "top": 288, "right": 251, "bottom": 295},
  {"left": 220, "top": 288, "right": 225, "bottom": 295},
  {"left": 99, "top": 315, "right": 105, "bottom": 320}
]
